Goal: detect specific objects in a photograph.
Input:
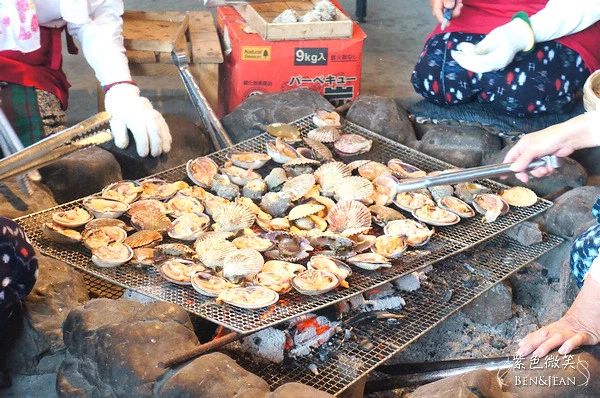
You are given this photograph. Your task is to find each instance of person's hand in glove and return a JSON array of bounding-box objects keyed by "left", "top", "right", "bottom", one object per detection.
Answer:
[
  {"left": 451, "top": 0, "right": 600, "bottom": 74},
  {"left": 104, "top": 83, "right": 172, "bottom": 158}
]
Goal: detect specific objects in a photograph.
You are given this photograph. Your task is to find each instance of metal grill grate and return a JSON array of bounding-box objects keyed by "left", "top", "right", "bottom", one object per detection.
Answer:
[
  {"left": 230, "top": 233, "right": 563, "bottom": 396},
  {"left": 15, "top": 115, "right": 553, "bottom": 334}
]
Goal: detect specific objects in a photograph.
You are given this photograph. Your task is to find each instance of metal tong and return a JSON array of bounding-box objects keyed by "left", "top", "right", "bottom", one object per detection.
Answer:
[
  {"left": 0, "top": 112, "right": 113, "bottom": 182},
  {"left": 395, "top": 155, "right": 561, "bottom": 193}
]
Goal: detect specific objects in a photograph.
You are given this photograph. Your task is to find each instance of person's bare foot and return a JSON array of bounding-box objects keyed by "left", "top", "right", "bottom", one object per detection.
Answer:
[{"left": 516, "top": 277, "right": 600, "bottom": 358}]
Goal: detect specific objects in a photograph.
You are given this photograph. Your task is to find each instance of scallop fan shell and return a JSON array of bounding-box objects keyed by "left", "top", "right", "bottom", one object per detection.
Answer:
[
  {"left": 333, "top": 176, "right": 374, "bottom": 202},
  {"left": 212, "top": 202, "right": 256, "bottom": 232},
  {"left": 326, "top": 200, "right": 372, "bottom": 236},
  {"left": 222, "top": 248, "right": 265, "bottom": 282},
  {"left": 315, "top": 161, "right": 351, "bottom": 195},
  {"left": 195, "top": 238, "right": 238, "bottom": 270},
  {"left": 186, "top": 157, "right": 219, "bottom": 188},
  {"left": 500, "top": 187, "right": 538, "bottom": 207},
  {"left": 282, "top": 174, "right": 316, "bottom": 201},
  {"left": 288, "top": 203, "right": 325, "bottom": 221},
  {"left": 307, "top": 126, "right": 341, "bottom": 143},
  {"left": 303, "top": 137, "right": 333, "bottom": 161}
]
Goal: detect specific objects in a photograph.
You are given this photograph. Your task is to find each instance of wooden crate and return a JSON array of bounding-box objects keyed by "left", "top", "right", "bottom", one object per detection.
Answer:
[
  {"left": 234, "top": 0, "right": 353, "bottom": 41},
  {"left": 98, "top": 11, "right": 223, "bottom": 111}
]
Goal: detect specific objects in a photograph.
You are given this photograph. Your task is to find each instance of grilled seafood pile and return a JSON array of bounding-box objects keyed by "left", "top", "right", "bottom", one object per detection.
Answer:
[{"left": 41, "top": 111, "right": 538, "bottom": 310}]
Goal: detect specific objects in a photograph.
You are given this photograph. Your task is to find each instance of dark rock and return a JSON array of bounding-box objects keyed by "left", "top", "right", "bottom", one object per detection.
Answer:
[
  {"left": 505, "top": 221, "right": 544, "bottom": 246},
  {"left": 0, "top": 177, "right": 57, "bottom": 219},
  {"left": 572, "top": 146, "right": 600, "bottom": 176},
  {"left": 411, "top": 369, "right": 505, "bottom": 398},
  {"left": 57, "top": 298, "right": 198, "bottom": 398},
  {"left": 158, "top": 352, "right": 270, "bottom": 398},
  {"left": 5, "top": 256, "right": 88, "bottom": 375},
  {"left": 538, "top": 186, "right": 600, "bottom": 238},
  {"left": 222, "top": 89, "right": 333, "bottom": 143},
  {"left": 346, "top": 96, "right": 416, "bottom": 145},
  {"left": 416, "top": 124, "right": 502, "bottom": 168},
  {"left": 40, "top": 147, "right": 122, "bottom": 203},
  {"left": 483, "top": 145, "right": 588, "bottom": 197},
  {"left": 105, "top": 114, "right": 213, "bottom": 180},
  {"left": 270, "top": 382, "right": 334, "bottom": 398},
  {"left": 462, "top": 282, "right": 513, "bottom": 326},
  {"left": 503, "top": 346, "right": 600, "bottom": 397}
]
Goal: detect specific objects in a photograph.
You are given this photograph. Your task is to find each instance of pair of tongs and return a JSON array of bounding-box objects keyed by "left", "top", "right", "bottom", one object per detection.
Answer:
[
  {"left": 0, "top": 112, "right": 113, "bottom": 182},
  {"left": 395, "top": 155, "right": 561, "bottom": 193}
]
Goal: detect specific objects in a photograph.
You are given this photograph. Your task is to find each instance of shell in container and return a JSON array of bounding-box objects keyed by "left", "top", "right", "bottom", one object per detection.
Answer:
[
  {"left": 168, "top": 213, "right": 210, "bottom": 241},
  {"left": 393, "top": 192, "right": 435, "bottom": 212},
  {"left": 371, "top": 235, "right": 407, "bottom": 259},
  {"left": 472, "top": 194, "right": 509, "bottom": 223},
  {"left": 217, "top": 286, "right": 279, "bottom": 309},
  {"left": 186, "top": 157, "right": 219, "bottom": 188},
  {"left": 412, "top": 204, "right": 460, "bottom": 226},
  {"left": 255, "top": 272, "right": 292, "bottom": 294},
  {"left": 384, "top": 219, "right": 434, "bottom": 247},
  {"left": 222, "top": 248, "right": 265, "bottom": 283},
  {"left": 82, "top": 226, "right": 127, "bottom": 251},
  {"left": 83, "top": 197, "right": 129, "bottom": 219},
  {"left": 191, "top": 272, "right": 234, "bottom": 297},
  {"left": 307, "top": 255, "right": 352, "bottom": 288},
  {"left": 91, "top": 242, "right": 133, "bottom": 268},
  {"left": 166, "top": 194, "right": 205, "bottom": 217},
  {"left": 292, "top": 269, "right": 339, "bottom": 295},
  {"left": 101, "top": 180, "right": 142, "bottom": 203},
  {"left": 159, "top": 258, "right": 205, "bottom": 285},
  {"left": 52, "top": 207, "right": 93, "bottom": 228}
]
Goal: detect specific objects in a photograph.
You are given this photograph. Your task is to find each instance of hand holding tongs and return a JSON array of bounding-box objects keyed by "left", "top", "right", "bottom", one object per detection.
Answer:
[
  {"left": 0, "top": 112, "right": 113, "bottom": 183},
  {"left": 395, "top": 155, "right": 561, "bottom": 193}
]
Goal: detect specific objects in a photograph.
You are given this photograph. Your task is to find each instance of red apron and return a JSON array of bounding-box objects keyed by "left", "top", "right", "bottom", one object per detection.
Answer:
[
  {"left": 0, "top": 26, "right": 71, "bottom": 109},
  {"left": 428, "top": 0, "right": 600, "bottom": 72}
]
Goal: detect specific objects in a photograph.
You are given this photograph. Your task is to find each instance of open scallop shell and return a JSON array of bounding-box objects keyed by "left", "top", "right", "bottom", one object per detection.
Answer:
[
  {"left": 358, "top": 161, "right": 393, "bottom": 181},
  {"left": 83, "top": 197, "right": 129, "bottom": 219},
  {"left": 130, "top": 209, "right": 171, "bottom": 232},
  {"left": 473, "top": 194, "right": 509, "bottom": 223},
  {"left": 166, "top": 194, "right": 205, "bottom": 217},
  {"left": 438, "top": 196, "right": 475, "bottom": 218},
  {"left": 84, "top": 218, "right": 131, "bottom": 232},
  {"left": 140, "top": 178, "right": 181, "bottom": 200},
  {"left": 222, "top": 248, "right": 265, "bottom": 283},
  {"left": 101, "top": 180, "right": 142, "bottom": 204},
  {"left": 159, "top": 259, "right": 205, "bottom": 285},
  {"left": 307, "top": 255, "right": 352, "bottom": 288},
  {"left": 282, "top": 157, "right": 320, "bottom": 177},
  {"left": 168, "top": 213, "right": 210, "bottom": 241},
  {"left": 187, "top": 157, "right": 219, "bottom": 188},
  {"left": 312, "top": 110, "right": 341, "bottom": 128},
  {"left": 130, "top": 248, "right": 157, "bottom": 268},
  {"left": 369, "top": 205, "right": 406, "bottom": 227},
  {"left": 127, "top": 199, "right": 169, "bottom": 217},
  {"left": 371, "top": 235, "right": 407, "bottom": 259},
  {"left": 82, "top": 226, "right": 127, "bottom": 251},
  {"left": 232, "top": 234, "right": 274, "bottom": 252},
  {"left": 500, "top": 187, "right": 538, "bottom": 207},
  {"left": 350, "top": 234, "right": 376, "bottom": 254},
  {"left": 303, "top": 137, "right": 333, "bottom": 161},
  {"left": 347, "top": 253, "right": 391, "bottom": 270},
  {"left": 266, "top": 138, "right": 299, "bottom": 164},
  {"left": 288, "top": 203, "right": 325, "bottom": 221},
  {"left": 212, "top": 202, "right": 256, "bottom": 233},
  {"left": 91, "top": 242, "right": 133, "bottom": 268},
  {"left": 282, "top": 174, "right": 316, "bottom": 201},
  {"left": 428, "top": 184, "right": 455, "bottom": 203},
  {"left": 42, "top": 223, "right": 81, "bottom": 244},
  {"left": 191, "top": 272, "right": 234, "bottom": 297},
  {"left": 228, "top": 151, "right": 271, "bottom": 169},
  {"left": 264, "top": 168, "right": 288, "bottom": 191},
  {"left": 265, "top": 232, "right": 313, "bottom": 261},
  {"left": 412, "top": 204, "right": 460, "bottom": 226},
  {"left": 393, "top": 192, "right": 435, "bottom": 212},
  {"left": 221, "top": 162, "right": 262, "bottom": 186},
  {"left": 454, "top": 183, "right": 491, "bottom": 204},
  {"left": 266, "top": 123, "right": 302, "bottom": 143},
  {"left": 52, "top": 207, "right": 93, "bottom": 228},
  {"left": 217, "top": 286, "right": 279, "bottom": 309},
  {"left": 326, "top": 200, "right": 372, "bottom": 236},
  {"left": 387, "top": 159, "right": 426, "bottom": 179},
  {"left": 260, "top": 192, "right": 292, "bottom": 218},
  {"left": 255, "top": 272, "right": 292, "bottom": 294},
  {"left": 242, "top": 179, "right": 268, "bottom": 200},
  {"left": 334, "top": 134, "right": 373, "bottom": 156},
  {"left": 292, "top": 269, "right": 339, "bottom": 295},
  {"left": 333, "top": 176, "right": 374, "bottom": 202},
  {"left": 315, "top": 161, "right": 351, "bottom": 196},
  {"left": 384, "top": 219, "right": 434, "bottom": 247},
  {"left": 195, "top": 238, "right": 238, "bottom": 270},
  {"left": 262, "top": 260, "right": 306, "bottom": 278},
  {"left": 371, "top": 175, "right": 399, "bottom": 206},
  {"left": 123, "top": 230, "right": 163, "bottom": 249},
  {"left": 307, "top": 126, "right": 341, "bottom": 143},
  {"left": 211, "top": 174, "right": 240, "bottom": 200}
]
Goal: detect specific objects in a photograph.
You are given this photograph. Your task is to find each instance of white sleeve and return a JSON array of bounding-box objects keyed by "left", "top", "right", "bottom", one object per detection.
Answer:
[
  {"left": 530, "top": 0, "right": 600, "bottom": 43},
  {"left": 66, "top": 0, "right": 131, "bottom": 86},
  {"left": 586, "top": 255, "right": 600, "bottom": 284}
]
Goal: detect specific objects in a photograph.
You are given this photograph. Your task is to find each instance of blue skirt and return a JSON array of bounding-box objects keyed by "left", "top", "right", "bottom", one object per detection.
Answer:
[{"left": 570, "top": 198, "right": 600, "bottom": 287}]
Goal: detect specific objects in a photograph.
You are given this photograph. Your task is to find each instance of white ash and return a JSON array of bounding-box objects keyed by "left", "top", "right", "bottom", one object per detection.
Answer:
[
  {"left": 363, "top": 296, "right": 406, "bottom": 312},
  {"left": 364, "top": 282, "right": 396, "bottom": 299},
  {"left": 393, "top": 272, "right": 421, "bottom": 292},
  {"left": 240, "top": 327, "right": 286, "bottom": 363},
  {"left": 273, "top": 9, "right": 298, "bottom": 23}
]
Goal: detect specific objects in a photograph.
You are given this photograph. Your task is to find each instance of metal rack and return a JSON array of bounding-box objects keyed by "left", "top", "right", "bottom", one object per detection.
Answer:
[{"left": 16, "top": 116, "right": 553, "bottom": 335}]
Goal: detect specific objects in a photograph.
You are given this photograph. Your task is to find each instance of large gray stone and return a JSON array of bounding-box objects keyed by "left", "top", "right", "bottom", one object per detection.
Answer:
[
  {"left": 270, "top": 382, "right": 334, "bottom": 398},
  {"left": 411, "top": 369, "right": 506, "bottom": 398},
  {"left": 158, "top": 352, "right": 270, "bottom": 398},
  {"left": 0, "top": 177, "right": 57, "bottom": 219},
  {"left": 57, "top": 299, "right": 198, "bottom": 398},
  {"left": 483, "top": 145, "right": 588, "bottom": 197},
  {"left": 462, "top": 282, "right": 513, "bottom": 326},
  {"left": 346, "top": 96, "right": 416, "bottom": 145},
  {"left": 105, "top": 114, "right": 213, "bottom": 180},
  {"left": 538, "top": 186, "right": 600, "bottom": 238},
  {"left": 5, "top": 256, "right": 88, "bottom": 375},
  {"left": 222, "top": 89, "right": 333, "bottom": 143},
  {"left": 505, "top": 221, "right": 544, "bottom": 246},
  {"left": 572, "top": 146, "right": 600, "bottom": 176},
  {"left": 40, "top": 146, "right": 122, "bottom": 203},
  {"left": 416, "top": 124, "right": 502, "bottom": 168}
]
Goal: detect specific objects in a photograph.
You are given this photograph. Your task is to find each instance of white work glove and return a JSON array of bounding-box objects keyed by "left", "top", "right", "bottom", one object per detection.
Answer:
[
  {"left": 104, "top": 84, "right": 172, "bottom": 157},
  {"left": 451, "top": 18, "right": 534, "bottom": 74}
]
